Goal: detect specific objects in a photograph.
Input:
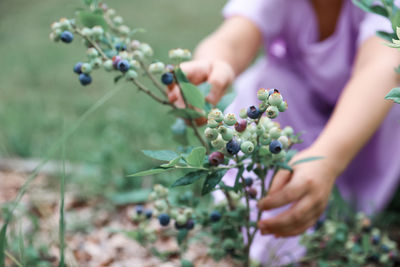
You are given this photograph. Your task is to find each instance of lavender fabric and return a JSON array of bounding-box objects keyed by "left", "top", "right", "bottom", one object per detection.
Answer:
[{"left": 218, "top": 0, "right": 400, "bottom": 265}]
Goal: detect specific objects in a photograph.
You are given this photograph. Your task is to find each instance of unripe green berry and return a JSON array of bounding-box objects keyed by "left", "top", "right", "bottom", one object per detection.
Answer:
[
  {"left": 208, "top": 108, "right": 224, "bottom": 122},
  {"left": 118, "top": 25, "right": 130, "bottom": 36},
  {"left": 91, "top": 58, "right": 102, "bottom": 69},
  {"left": 257, "top": 88, "right": 269, "bottom": 101},
  {"left": 86, "top": 48, "right": 99, "bottom": 58},
  {"left": 169, "top": 48, "right": 185, "bottom": 60},
  {"left": 219, "top": 126, "right": 234, "bottom": 141},
  {"left": 256, "top": 125, "right": 265, "bottom": 136},
  {"left": 59, "top": 18, "right": 71, "bottom": 31},
  {"left": 278, "top": 135, "right": 289, "bottom": 149},
  {"left": 282, "top": 127, "right": 293, "bottom": 138},
  {"left": 260, "top": 134, "right": 271, "bottom": 145},
  {"left": 126, "top": 70, "right": 138, "bottom": 80},
  {"left": 113, "top": 16, "right": 123, "bottom": 26},
  {"left": 106, "top": 8, "right": 116, "bottom": 17},
  {"left": 176, "top": 214, "right": 188, "bottom": 225},
  {"left": 49, "top": 32, "right": 59, "bottom": 42},
  {"left": 204, "top": 127, "right": 219, "bottom": 141},
  {"left": 130, "top": 40, "right": 141, "bottom": 50},
  {"left": 239, "top": 108, "right": 248, "bottom": 119},
  {"left": 269, "top": 127, "right": 281, "bottom": 139},
  {"left": 91, "top": 26, "right": 104, "bottom": 37},
  {"left": 272, "top": 150, "right": 286, "bottom": 161},
  {"left": 154, "top": 200, "right": 167, "bottom": 212},
  {"left": 248, "top": 124, "right": 257, "bottom": 134},
  {"left": 241, "top": 141, "right": 254, "bottom": 154},
  {"left": 184, "top": 208, "right": 193, "bottom": 217},
  {"left": 80, "top": 63, "right": 92, "bottom": 74},
  {"left": 278, "top": 101, "right": 288, "bottom": 112},
  {"left": 129, "top": 60, "right": 141, "bottom": 71},
  {"left": 51, "top": 22, "right": 61, "bottom": 31},
  {"left": 211, "top": 135, "right": 225, "bottom": 149},
  {"left": 148, "top": 192, "right": 157, "bottom": 201},
  {"left": 170, "top": 209, "right": 179, "bottom": 219},
  {"left": 268, "top": 92, "right": 283, "bottom": 106},
  {"left": 224, "top": 113, "right": 237, "bottom": 126},
  {"left": 207, "top": 118, "right": 219, "bottom": 128},
  {"left": 140, "top": 43, "right": 153, "bottom": 57},
  {"left": 132, "top": 50, "right": 144, "bottom": 60},
  {"left": 148, "top": 62, "right": 165, "bottom": 74},
  {"left": 118, "top": 51, "right": 129, "bottom": 59},
  {"left": 182, "top": 49, "right": 192, "bottom": 61},
  {"left": 266, "top": 105, "right": 279, "bottom": 119},
  {"left": 81, "top": 27, "right": 93, "bottom": 37},
  {"left": 222, "top": 239, "right": 235, "bottom": 250},
  {"left": 103, "top": 60, "right": 113, "bottom": 71}
]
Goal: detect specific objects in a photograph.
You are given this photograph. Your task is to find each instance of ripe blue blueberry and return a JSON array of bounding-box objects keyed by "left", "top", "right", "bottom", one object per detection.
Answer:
[
  {"left": 117, "top": 59, "right": 130, "bottom": 72},
  {"left": 186, "top": 219, "right": 195, "bottom": 230},
  {"left": 79, "top": 73, "right": 92, "bottom": 86},
  {"left": 248, "top": 187, "right": 257, "bottom": 199},
  {"left": 135, "top": 205, "right": 144, "bottom": 215},
  {"left": 247, "top": 106, "right": 260, "bottom": 119},
  {"left": 158, "top": 213, "right": 170, "bottom": 226},
  {"left": 372, "top": 235, "right": 380, "bottom": 245},
  {"left": 145, "top": 209, "right": 153, "bottom": 219},
  {"left": 226, "top": 139, "right": 240, "bottom": 155},
  {"left": 60, "top": 31, "right": 73, "bottom": 43},
  {"left": 73, "top": 62, "right": 83, "bottom": 74},
  {"left": 161, "top": 72, "right": 174, "bottom": 85},
  {"left": 244, "top": 178, "right": 253, "bottom": 187},
  {"left": 115, "top": 43, "right": 127, "bottom": 51},
  {"left": 269, "top": 140, "right": 283, "bottom": 154},
  {"left": 208, "top": 151, "right": 224, "bottom": 166},
  {"left": 210, "top": 210, "right": 221, "bottom": 222}
]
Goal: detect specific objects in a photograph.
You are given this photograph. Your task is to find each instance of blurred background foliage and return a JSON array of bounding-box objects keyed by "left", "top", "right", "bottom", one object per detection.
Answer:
[{"left": 0, "top": 0, "right": 226, "bottom": 199}]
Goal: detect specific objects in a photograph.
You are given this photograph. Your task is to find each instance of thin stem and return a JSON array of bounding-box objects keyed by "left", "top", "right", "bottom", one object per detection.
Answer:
[
  {"left": 139, "top": 61, "right": 167, "bottom": 97},
  {"left": 132, "top": 79, "right": 175, "bottom": 107},
  {"left": 173, "top": 72, "right": 210, "bottom": 153},
  {"left": 73, "top": 27, "right": 108, "bottom": 60},
  {"left": 5, "top": 251, "right": 24, "bottom": 267}
]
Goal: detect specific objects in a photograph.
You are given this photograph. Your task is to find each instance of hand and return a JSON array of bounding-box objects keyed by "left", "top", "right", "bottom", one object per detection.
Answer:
[
  {"left": 257, "top": 146, "right": 342, "bottom": 237},
  {"left": 167, "top": 59, "right": 235, "bottom": 107}
]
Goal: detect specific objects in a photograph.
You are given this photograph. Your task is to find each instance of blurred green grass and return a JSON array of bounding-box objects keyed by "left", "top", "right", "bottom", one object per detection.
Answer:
[{"left": 0, "top": 0, "right": 226, "bottom": 191}]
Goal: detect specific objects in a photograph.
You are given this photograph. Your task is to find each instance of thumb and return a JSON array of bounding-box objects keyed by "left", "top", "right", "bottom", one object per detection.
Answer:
[
  {"left": 206, "top": 61, "right": 235, "bottom": 106},
  {"left": 268, "top": 170, "right": 292, "bottom": 194}
]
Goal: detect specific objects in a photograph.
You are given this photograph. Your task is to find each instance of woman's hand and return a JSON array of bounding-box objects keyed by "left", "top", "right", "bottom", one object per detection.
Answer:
[
  {"left": 167, "top": 59, "right": 235, "bottom": 108},
  {"left": 257, "top": 146, "right": 341, "bottom": 237}
]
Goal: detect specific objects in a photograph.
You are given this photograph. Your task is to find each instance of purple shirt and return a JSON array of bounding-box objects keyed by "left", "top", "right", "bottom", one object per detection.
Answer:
[{"left": 218, "top": 0, "right": 400, "bottom": 264}]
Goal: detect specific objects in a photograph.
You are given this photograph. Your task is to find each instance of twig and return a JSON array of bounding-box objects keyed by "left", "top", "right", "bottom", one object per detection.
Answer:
[
  {"left": 5, "top": 251, "right": 24, "bottom": 267},
  {"left": 139, "top": 61, "right": 167, "bottom": 97},
  {"left": 132, "top": 79, "right": 175, "bottom": 107},
  {"left": 73, "top": 27, "right": 108, "bottom": 60}
]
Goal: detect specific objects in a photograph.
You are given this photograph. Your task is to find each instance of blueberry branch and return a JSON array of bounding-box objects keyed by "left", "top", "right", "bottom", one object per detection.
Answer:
[
  {"left": 73, "top": 26, "right": 108, "bottom": 60},
  {"left": 132, "top": 79, "right": 175, "bottom": 107},
  {"left": 139, "top": 60, "right": 168, "bottom": 97}
]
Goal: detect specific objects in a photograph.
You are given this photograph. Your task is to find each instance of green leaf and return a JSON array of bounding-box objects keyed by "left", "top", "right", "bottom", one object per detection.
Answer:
[
  {"left": 276, "top": 162, "right": 293, "bottom": 172},
  {"left": 376, "top": 31, "right": 396, "bottom": 42},
  {"left": 109, "top": 189, "right": 151, "bottom": 205},
  {"left": 352, "top": 0, "right": 372, "bottom": 12},
  {"left": 216, "top": 91, "right": 236, "bottom": 112},
  {"left": 201, "top": 170, "right": 228, "bottom": 195},
  {"left": 114, "top": 75, "right": 123, "bottom": 84},
  {"left": 177, "top": 229, "right": 189, "bottom": 245},
  {"left": 198, "top": 82, "right": 211, "bottom": 97},
  {"left": 180, "top": 82, "right": 205, "bottom": 109},
  {"left": 292, "top": 156, "right": 324, "bottom": 166},
  {"left": 171, "top": 170, "right": 208, "bottom": 187},
  {"left": 181, "top": 259, "right": 194, "bottom": 267},
  {"left": 160, "top": 157, "right": 182, "bottom": 168},
  {"left": 78, "top": 10, "right": 108, "bottom": 30},
  {"left": 185, "top": 147, "right": 206, "bottom": 167},
  {"left": 370, "top": 5, "right": 389, "bottom": 17},
  {"left": 391, "top": 10, "right": 400, "bottom": 32},
  {"left": 175, "top": 68, "right": 189, "bottom": 83},
  {"left": 142, "top": 150, "right": 179, "bottom": 161},
  {"left": 233, "top": 167, "right": 245, "bottom": 192},
  {"left": 83, "top": 0, "right": 93, "bottom": 6},
  {"left": 127, "top": 168, "right": 173, "bottom": 177},
  {"left": 385, "top": 87, "right": 400, "bottom": 103},
  {"left": 0, "top": 223, "right": 7, "bottom": 267},
  {"left": 168, "top": 108, "right": 204, "bottom": 119}
]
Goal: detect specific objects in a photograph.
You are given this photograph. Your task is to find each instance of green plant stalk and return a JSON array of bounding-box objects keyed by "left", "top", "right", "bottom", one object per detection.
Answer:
[
  {"left": 139, "top": 60, "right": 168, "bottom": 97},
  {"left": 58, "top": 138, "right": 66, "bottom": 267},
  {"left": 0, "top": 85, "right": 124, "bottom": 267},
  {"left": 4, "top": 251, "right": 23, "bottom": 267}
]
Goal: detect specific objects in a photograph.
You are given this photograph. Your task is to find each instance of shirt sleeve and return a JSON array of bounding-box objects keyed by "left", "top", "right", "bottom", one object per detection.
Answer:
[
  {"left": 357, "top": 7, "right": 394, "bottom": 46},
  {"left": 222, "top": 0, "right": 286, "bottom": 40}
]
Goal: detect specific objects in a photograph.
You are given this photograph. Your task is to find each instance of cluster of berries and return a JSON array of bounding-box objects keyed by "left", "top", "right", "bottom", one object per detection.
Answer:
[
  {"left": 49, "top": 18, "right": 75, "bottom": 44},
  {"left": 205, "top": 88, "right": 295, "bottom": 167}
]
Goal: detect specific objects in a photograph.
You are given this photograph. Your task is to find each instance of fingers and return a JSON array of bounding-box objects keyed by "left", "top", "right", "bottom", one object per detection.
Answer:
[
  {"left": 206, "top": 61, "right": 235, "bottom": 105},
  {"left": 268, "top": 170, "right": 291, "bottom": 194},
  {"left": 258, "top": 196, "right": 320, "bottom": 236},
  {"left": 257, "top": 177, "right": 308, "bottom": 211},
  {"left": 180, "top": 60, "right": 210, "bottom": 85}
]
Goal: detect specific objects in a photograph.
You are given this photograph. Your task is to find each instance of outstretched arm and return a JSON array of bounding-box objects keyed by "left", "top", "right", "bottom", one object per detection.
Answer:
[{"left": 257, "top": 36, "right": 400, "bottom": 237}]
